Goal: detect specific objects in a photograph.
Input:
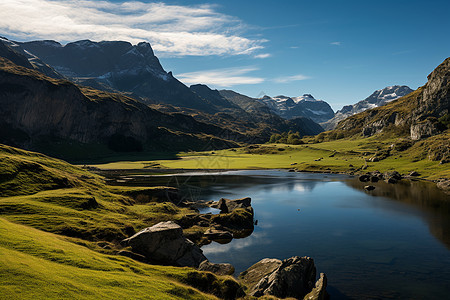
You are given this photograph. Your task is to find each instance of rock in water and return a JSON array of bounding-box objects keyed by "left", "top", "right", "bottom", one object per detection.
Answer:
[
  {"left": 240, "top": 256, "right": 318, "bottom": 299},
  {"left": 359, "top": 174, "right": 371, "bottom": 182},
  {"left": 215, "top": 197, "right": 252, "bottom": 213},
  {"left": 121, "top": 221, "right": 206, "bottom": 267}
]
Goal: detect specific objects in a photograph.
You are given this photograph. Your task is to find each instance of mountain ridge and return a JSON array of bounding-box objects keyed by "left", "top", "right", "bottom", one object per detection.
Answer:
[
  {"left": 322, "top": 85, "right": 414, "bottom": 130},
  {"left": 258, "top": 93, "right": 335, "bottom": 123},
  {"left": 0, "top": 56, "right": 244, "bottom": 161},
  {"left": 13, "top": 38, "right": 324, "bottom": 140}
]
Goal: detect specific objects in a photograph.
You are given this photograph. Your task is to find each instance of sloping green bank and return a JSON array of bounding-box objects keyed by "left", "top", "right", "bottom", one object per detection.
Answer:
[
  {"left": 0, "top": 144, "right": 242, "bottom": 299},
  {"left": 0, "top": 218, "right": 215, "bottom": 300}
]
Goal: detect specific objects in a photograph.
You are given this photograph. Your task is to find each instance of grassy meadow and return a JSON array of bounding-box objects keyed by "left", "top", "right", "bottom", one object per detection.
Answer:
[
  {"left": 0, "top": 144, "right": 242, "bottom": 299},
  {"left": 90, "top": 133, "right": 450, "bottom": 181}
]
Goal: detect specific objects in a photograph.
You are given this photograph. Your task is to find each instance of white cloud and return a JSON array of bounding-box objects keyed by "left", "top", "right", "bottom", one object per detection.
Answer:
[
  {"left": 330, "top": 41, "right": 342, "bottom": 46},
  {"left": 0, "top": 0, "right": 265, "bottom": 56},
  {"left": 273, "top": 74, "right": 310, "bottom": 83},
  {"left": 177, "top": 66, "right": 265, "bottom": 87},
  {"left": 253, "top": 53, "right": 271, "bottom": 59}
]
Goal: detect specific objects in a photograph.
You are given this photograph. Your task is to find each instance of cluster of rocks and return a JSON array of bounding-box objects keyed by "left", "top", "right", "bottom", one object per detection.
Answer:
[
  {"left": 239, "top": 256, "right": 328, "bottom": 300},
  {"left": 120, "top": 197, "right": 255, "bottom": 271},
  {"left": 358, "top": 170, "right": 425, "bottom": 191},
  {"left": 119, "top": 197, "right": 328, "bottom": 299}
]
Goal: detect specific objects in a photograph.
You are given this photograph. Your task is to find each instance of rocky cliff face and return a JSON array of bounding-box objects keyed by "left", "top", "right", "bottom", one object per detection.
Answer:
[
  {"left": 0, "top": 37, "right": 63, "bottom": 79},
  {"left": 258, "top": 94, "right": 334, "bottom": 123},
  {"left": 322, "top": 85, "right": 413, "bottom": 130},
  {"left": 18, "top": 39, "right": 212, "bottom": 111},
  {"left": 335, "top": 57, "right": 449, "bottom": 140},
  {"left": 0, "top": 57, "right": 239, "bottom": 159}
]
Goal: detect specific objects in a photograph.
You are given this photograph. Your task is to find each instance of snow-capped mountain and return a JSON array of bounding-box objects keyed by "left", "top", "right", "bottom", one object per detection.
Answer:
[
  {"left": 258, "top": 94, "right": 335, "bottom": 123},
  {"left": 18, "top": 39, "right": 212, "bottom": 111},
  {"left": 321, "top": 85, "right": 414, "bottom": 130}
]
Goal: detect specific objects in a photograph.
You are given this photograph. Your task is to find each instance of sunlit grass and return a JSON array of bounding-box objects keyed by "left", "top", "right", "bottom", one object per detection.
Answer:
[
  {"left": 0, "top": 218, "right": 216, "bottom": 300},
  {"left": 90, "top": 133, "right": 449, "bottom": 180}
]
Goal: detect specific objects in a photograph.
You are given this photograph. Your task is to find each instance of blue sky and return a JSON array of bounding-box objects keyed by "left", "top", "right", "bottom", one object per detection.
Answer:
[{"left": 1, "top": 0, "right": 449, "bottom": 110}]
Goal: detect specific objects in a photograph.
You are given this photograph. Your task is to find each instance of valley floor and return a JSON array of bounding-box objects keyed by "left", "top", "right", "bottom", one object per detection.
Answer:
[{"left": 90, "top": 135, "right": 450, "bottom": 181}]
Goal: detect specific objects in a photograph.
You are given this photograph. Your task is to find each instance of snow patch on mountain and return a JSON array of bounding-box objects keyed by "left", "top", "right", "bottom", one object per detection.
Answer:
[
  {"left": 258, "top": 94, "right": 334, "bottom": 123},
  {"left": 321, "top": 85, "right": 414, "bottom": 130}
]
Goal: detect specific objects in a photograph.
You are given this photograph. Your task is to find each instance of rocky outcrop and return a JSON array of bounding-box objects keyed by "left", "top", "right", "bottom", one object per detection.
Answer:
[
  {"left": 198, "top": 260, "right": 235, "bottom": 276},
  {"left": 239, "top": 258, "right": 282, "bottom": 289},
  {"left": 209, "top": 197, "right": 255, "bottom": 231},
  {"left": 213, "top": 197, "right": 252, "bottom": 213},
  {"left": 413, "top": 57, "right": 450, "bottom": 121},
  {"left": 240, "top": 256, "right": 323, "bottom": 299},
  {"left": 304, "top": 273, "right": 328, "bottom": 300},
  {"left": 121, "top": 221, "right": 206, "bottom": 268},
  {"left": 410, "top": 119, "right": 442, "bottom": 140}
]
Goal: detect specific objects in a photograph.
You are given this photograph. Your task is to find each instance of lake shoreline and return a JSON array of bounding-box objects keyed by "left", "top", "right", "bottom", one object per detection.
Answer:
[{"left": 94, "top": 166, "right": 449, "bottom": 194}]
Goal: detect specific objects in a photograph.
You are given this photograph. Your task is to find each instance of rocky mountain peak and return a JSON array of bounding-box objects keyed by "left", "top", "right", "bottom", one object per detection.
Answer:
[
  {"left": 321, "top": 85, "right": 414, "bottom": 130},
  {"left": 67, "top": 39, "right": 98, "bottom": 49},
  {"left": 258, "top": 94, "right": 334, "bottom": 123},
  {"left": 137, "top": 41, "right": 154, "bottom": 56}
]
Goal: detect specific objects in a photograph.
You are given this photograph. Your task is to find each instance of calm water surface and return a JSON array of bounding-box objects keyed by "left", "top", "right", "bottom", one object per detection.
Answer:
[{"left": 114, "top": 170, "right": 450, "bottom": 299}]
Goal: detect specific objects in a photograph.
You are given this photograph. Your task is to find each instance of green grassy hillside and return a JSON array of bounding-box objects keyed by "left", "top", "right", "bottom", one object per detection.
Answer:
[
  {"left": 0, "top": 218, "right": 215, "bottom": 300},
  {"left": 0, "top": 144, "right": 241, "bottom": 299}
]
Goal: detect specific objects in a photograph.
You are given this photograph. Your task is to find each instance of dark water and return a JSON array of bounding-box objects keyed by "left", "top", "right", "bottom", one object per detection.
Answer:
[{"left": 112, "top": 170, "right": 450, "bottom": 299}]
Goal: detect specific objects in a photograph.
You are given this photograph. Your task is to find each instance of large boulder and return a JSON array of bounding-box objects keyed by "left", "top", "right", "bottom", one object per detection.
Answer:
[
  {"left": 214, "top": 197, "right": 252, "bottom": 213},
  {"left": 240, "top": 256, "right": 319, "bottom": 299},
  {"left": 384, "top": 171, "right": 402, "bottom": 184},
  {"left": 239, "top": 258, "right": 282, "bottom": 288},
  {"left": 121, "top": 221, "right": 206, "bottom": 268},
  {"left": 198, "top": 260, "right": 235, "bottom": 276}
]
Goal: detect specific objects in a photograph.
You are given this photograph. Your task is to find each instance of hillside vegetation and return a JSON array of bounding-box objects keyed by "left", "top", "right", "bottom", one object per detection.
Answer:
[{"left": 0, "top": 144, "right": 241, "bottom": 299}]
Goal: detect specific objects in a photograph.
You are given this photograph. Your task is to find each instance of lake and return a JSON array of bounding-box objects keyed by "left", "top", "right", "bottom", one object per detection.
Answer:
[{"left": 109, "top": 170, "right": 450, "bottom": 299}]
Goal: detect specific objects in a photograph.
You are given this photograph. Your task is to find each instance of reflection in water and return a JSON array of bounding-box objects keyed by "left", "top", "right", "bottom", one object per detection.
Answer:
[
  {"left": 106, "top": 170, "right": 450, "bottom": 299},
  {"left": 202, "top": 231, "right": 270, "bottom": 255},
  {"left": 344, "top": 179, "right": 450, "bottom": 249}
]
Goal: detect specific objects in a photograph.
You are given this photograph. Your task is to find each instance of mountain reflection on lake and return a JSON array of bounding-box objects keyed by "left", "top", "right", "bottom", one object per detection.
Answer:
[{"left": 108, "top": 170, "right": 450, "bottom": 299}]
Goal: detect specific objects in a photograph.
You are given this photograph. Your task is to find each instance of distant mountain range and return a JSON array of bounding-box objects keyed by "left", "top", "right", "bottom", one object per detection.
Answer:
[
  {"left": 258, "top": 94, "right": 335, "bottom": 123},
  {"left": 1, "top": 36, "right": 434, "bottom": 162},
  {"left": 0, "top": 37, "right": 328, "bottom": 160},
  {"left": 322, "top": 85, "right": 414, "bottom": 130}
]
